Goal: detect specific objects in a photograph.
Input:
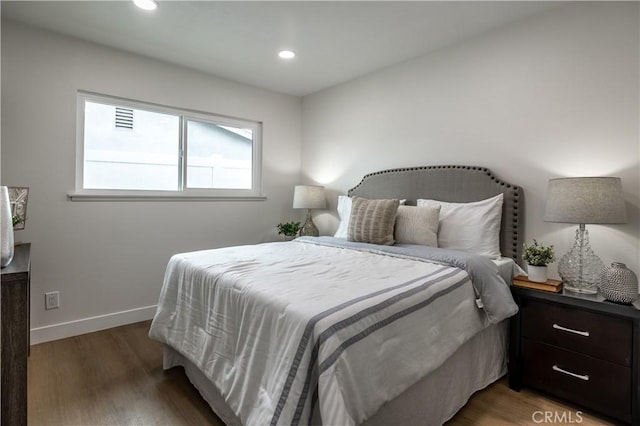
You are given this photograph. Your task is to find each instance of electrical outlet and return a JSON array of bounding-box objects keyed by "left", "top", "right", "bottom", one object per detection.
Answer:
[{"left": 45, "top": 291, "right": 59, "bottom": 310}]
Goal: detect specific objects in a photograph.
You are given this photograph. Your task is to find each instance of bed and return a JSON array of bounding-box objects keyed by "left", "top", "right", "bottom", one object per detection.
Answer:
[{"left": 149, "top": 165, "right": 524, "bottom": 426}]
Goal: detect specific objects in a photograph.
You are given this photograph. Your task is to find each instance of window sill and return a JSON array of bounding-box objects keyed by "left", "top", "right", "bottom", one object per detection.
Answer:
[{"left": 67, "top": 192, "right": 267, "bottom": 202}]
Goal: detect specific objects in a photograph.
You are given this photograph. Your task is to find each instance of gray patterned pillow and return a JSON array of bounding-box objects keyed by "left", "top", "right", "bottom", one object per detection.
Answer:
[{"left": 348, "top": 197, "right": 400, "bottom": 245}]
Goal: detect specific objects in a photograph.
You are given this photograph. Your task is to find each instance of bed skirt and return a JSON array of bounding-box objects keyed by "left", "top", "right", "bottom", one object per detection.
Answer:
[{"left": 163, "top": 320, "right": 507, "bottom": 426}]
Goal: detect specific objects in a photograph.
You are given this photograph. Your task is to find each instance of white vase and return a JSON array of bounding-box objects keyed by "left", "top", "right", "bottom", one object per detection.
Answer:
[
  {"left": 527, "top": 265, "right": 548, "bottom": 283},
  {"left": 1, "top": 186, "right": 15, "bottom": 267}
]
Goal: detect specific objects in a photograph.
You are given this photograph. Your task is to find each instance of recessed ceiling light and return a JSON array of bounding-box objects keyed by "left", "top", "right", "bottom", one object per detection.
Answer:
[
  {"left": 133, "top": 0, "right": 158, "bottom": 11},
  {"left": 278, "top": 50, "right": 296, "bottom": 60}
]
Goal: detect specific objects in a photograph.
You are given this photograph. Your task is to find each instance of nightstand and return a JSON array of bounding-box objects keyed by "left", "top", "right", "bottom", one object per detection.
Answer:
[{"left": 509, "top": 285, "right": 640, "bottom": 425}]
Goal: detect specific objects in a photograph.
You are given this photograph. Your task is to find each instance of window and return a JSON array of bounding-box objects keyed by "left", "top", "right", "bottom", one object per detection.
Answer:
[{"left": 72, "top": 92, "right": 263, "bottom": 200}]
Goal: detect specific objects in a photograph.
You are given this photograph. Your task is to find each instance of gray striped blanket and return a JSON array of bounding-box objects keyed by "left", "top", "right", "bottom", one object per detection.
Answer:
[{"left": 149, "top": 237, "right": 517, "bottom": 425}]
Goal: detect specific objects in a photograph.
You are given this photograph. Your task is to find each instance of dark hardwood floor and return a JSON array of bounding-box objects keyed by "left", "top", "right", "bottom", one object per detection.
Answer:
[{"left": 27, "top": 321, "right": 613, "bottom": 425}]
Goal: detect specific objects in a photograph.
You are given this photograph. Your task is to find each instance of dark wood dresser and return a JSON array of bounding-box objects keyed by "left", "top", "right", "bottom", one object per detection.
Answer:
[
  {"left": 1, "top": 243, "right": 31, "bottom": 426},
  {"left": 509, "top": 285, "right": 640, "bottom": 425}
]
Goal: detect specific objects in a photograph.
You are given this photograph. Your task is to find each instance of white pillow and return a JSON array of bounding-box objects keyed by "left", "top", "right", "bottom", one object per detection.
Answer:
[
  {"left": 394, "top": 205, "right": 440, "bottom": 247},
  {"left": 417, "top": 194, "right": 503, "bottom": 258},
  {"left": 334, "top": 196, "right": 406, "bottom": 238},
  {"left": 334, "top": 195, "right": 352, "bottom": 238}
]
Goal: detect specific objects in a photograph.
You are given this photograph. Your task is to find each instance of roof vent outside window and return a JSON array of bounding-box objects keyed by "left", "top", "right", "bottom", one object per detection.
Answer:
[{"left": 115, "top": 107, "right": 134, "bottom": 130}]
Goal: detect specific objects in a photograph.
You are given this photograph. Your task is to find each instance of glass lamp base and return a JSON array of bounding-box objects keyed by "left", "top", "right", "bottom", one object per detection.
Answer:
[
  {"left": 299, "top": 210, "right": 319, "bottom": 237},
  {"left": 563, "top": 284, "right": 598, "bottom": 295},
  {"left": 557, "top": 224, "right": 604, "bottom": 295}
]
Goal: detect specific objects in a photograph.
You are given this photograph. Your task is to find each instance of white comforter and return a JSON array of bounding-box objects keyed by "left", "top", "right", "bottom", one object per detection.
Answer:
[{"left": 149, "top": 238, "right": 514, "bottom": 426}]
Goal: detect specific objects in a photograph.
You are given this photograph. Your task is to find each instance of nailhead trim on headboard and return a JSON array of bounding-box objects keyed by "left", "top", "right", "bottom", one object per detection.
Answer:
[{"left": 348, "top": 165, "right": 524, "bottom": 265}]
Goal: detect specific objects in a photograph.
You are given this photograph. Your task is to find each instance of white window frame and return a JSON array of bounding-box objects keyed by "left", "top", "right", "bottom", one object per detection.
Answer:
[{"left": 69, "top": 91, "right": 264, "bottom": 201}]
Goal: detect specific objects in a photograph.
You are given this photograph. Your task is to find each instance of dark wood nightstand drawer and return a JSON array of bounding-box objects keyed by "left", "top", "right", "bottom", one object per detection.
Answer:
[
  {"left": 522, "top": 300, "right": 632, "bottom": 366},
  {"left": 523, "top": 339, "right": 631, "bottom": 423}
]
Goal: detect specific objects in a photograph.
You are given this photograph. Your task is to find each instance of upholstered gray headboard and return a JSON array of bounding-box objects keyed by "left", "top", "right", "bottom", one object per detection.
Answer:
[{"left": 348, "top": 165, "right": 524, "bottom": 265}]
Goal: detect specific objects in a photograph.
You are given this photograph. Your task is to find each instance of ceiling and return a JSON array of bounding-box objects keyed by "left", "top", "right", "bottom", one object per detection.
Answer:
[{"left": 2, "top": 1, "right": 560, "bottom": 96}]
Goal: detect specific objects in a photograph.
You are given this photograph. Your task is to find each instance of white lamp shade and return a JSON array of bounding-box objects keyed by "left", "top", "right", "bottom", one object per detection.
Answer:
[
  {"left": 293, "top": 185, "right": 326, "bottom": 209},
  {"left": 544, "top": 177, "right": 627, "bottom": 224}
]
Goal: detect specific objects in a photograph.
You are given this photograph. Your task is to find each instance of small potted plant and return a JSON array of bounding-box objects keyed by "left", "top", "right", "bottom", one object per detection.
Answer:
[
  {"left": 277, "top": 221, "right": 301, "bottom": 241},
  {"left": 523, "top": 239, "right": 556, "bottom": 283},
  {"left": 12, "top": 215, "right": 23, "bottom": 228}
]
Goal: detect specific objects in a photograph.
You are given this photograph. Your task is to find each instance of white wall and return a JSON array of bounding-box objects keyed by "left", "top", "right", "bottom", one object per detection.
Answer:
[
  {"left": 302, "top": 3, "right": 640, "bottom": 278},
  {"left": 1, "top": 21, "right": 302, "bottom": 343}
]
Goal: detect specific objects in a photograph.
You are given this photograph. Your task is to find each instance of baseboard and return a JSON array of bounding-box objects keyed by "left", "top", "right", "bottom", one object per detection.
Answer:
[{"left": 30, "top": 305, "right": 158, "bottom": 345}]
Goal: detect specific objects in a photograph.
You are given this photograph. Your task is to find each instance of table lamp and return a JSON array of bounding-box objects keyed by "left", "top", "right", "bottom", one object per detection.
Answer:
[
  {"left": 293, "top": 185, "right": 326, "bottom": 237},
  {"left": 544, "top": 177, "right": 627, "bottom": 294}
]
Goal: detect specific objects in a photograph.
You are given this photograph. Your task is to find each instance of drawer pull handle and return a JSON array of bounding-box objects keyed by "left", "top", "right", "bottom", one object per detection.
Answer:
[
  {"left": 552, "top": 323, "right": 590, "bottom": 337},
  {"left": 552, "top": 365, "right": 589, "bottom": 381}
]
